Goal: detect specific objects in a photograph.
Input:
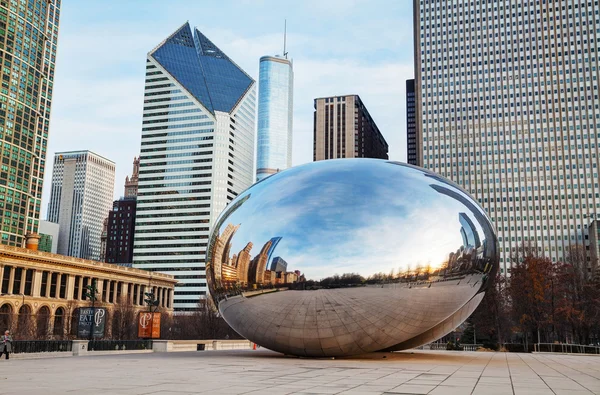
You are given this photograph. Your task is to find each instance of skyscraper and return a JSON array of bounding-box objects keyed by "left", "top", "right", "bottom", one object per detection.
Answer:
[
  {"left": 313, "top": 95, "right": 388, "bottom": 161},
  {"left": 406, "top": 79, "right": 418, "bottom": 166},
  {"left": 47, "top": 151, "right": 115, "bottom": 260},
  {"left": 256, "top": 56, "right": 293, "bottom": 181},
  {"left": 132, "top": 23, "right": 256, "bottom": 311},
  {"left": 105, "top": 197, "right": 136, "bottom": 265},
  {"left": 0, "top": 0, "right": 61, "bottom": 246},
  {"left": 124, "top": 157, "right": 140, "bottom": 198},
  {"left": 415, "top": 1, "right": 600, "bottom": 274}
]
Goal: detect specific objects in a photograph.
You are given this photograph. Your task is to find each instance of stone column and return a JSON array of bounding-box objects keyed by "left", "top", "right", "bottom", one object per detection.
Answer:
[
  {"left": 139, "top": 285, "right": 145, "bottom": 306},
  {"left": 0, "top": 265, "right": 4, "bottom": 289},
  {"left": 96, "top": 279, "right": 104, "bottom": 302},
  {"left": 112, "top": 281, "right": 118, "bottom": 303},
  {"left": 77, "top": 276, "right": 83, "bottom": 300},
  {"left": 19, "top": 268, "right": 26, "bottom": 295},
  {"left": 66, "top": 274, "right": 75, "bottom": 301},
  {"left": 45, "top": 272, "right": 51, "bottom": 297},
  {"left": 56, "top": 273, "right": 62, "bottom": 298},
  {"left": 32, "top": 270, "right": 42, "bottom": 297},
  {"left": 169, "top": 289, "right": 173, "bottom": 309},
  {"left": 128, "top": 283, "right": 133, "bottom": 304},
  {"left": 7, "top": 266, "right": 15, "bottom": 294}
]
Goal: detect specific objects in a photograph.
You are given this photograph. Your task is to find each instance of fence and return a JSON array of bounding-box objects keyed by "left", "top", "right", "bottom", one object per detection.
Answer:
[
  {"left": 427, "top": 343, "right": 483, "bottom": 351},
  {"left": 534, "top": 343, "right": 600, "bottom": 355},
  {"left": 88, "top": 340, "right": 153, "bottom": 351},
  {"left": 12, "top": 340, "right": 72, "bottom": 354}
]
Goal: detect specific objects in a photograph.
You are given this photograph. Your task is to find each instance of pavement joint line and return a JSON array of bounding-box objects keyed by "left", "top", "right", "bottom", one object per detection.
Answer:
[
  {"left": 530, "top": 353, "right": 596, "bottom": 394},
  {"left": 469, "top": 352, "right": 501, "bottom": 395}
]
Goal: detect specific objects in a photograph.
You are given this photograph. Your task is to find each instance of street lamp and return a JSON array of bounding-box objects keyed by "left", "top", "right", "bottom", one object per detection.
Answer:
[
  {"left": 83, "top": 280, "right": 98, "bottom": 340},
  {"left": 144, "top": 291, "right": 158, "bottom": 313}
]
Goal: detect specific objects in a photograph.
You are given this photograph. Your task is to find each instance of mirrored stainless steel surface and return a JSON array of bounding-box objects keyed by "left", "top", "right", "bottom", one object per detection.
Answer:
[{"left": 206, "top": 159, "right": 499, "bottom": 357}]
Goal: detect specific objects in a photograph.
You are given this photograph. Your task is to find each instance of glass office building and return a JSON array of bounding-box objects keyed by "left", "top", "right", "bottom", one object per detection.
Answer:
[
  {"left": 256, "top": 56, "right": 293, "bottom": 181},
  {"left": 0, "top": 0, "right": 61, "bottom": 246},
  {"left": 415, "top": 0, "right": 600, "bottom": 274},
  {"left": 132, "top": 22, "right": 256, "bottom": 311}
]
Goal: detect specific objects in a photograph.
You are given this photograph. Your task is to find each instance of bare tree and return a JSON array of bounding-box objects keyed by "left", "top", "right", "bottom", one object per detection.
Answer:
[{"left": 111, "top": 296, "right": 137, "bottom": 340}]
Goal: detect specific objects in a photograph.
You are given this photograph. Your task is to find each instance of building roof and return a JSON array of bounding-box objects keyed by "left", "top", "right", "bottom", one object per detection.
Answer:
[
  {"left": 149, "top": 22, "right": 254, "bottom": 114},
  {"left": 0, "top": 245, "right": 177, "bottom": 286},
  {"left": 54, "top": 150, "right": 115, "bottom": 164}
]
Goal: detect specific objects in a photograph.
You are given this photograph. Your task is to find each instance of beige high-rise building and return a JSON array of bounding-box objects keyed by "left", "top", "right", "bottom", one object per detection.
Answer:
[
  {"left": 313, "top": 95, "right": 388, "bottom": 161},
  {"left": 415, "top": 0, "right": 600, "bottom": 274},
  {"left": 47, "top": 151, "right": 115, "bottom": 261}
]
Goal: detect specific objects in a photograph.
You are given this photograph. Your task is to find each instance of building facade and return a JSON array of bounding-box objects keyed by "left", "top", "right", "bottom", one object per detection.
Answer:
[
  {"left": 0, "top": 0, "right": 61, "bottom": 246},
  {"left": 124, "top": 157, "right": 140, "bottom": 198},
  {"left": 47, "top": 151, "right": 115, "bottom": 261},
  {"left": 313, "top": 95, "right": 388, "bottom": 161},
  {"left": 0, "top": 244, "right": 175, "bottom": 338},
  {"left": 406, "top": 79, "right": 418, "bottom": 166},
  {"left": 105, "top": 197, "right": 136, "bottom": 265},
  {"left": 132, "top": 22, "right": 256, "bottom": 311},
  {"left": 256, "top": 55, "right": 293, "bottom": 181},
  {"left": 415, "top": 0, "right": 600, "bottom": 273},
  {"left": 38, "top": 220, "right": 59, "bottom": 254}
]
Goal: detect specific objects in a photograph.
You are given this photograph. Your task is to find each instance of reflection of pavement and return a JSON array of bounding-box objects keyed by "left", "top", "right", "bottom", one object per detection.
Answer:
[{"left": 219, "top": 274, "right": 485, "bottom": 357}]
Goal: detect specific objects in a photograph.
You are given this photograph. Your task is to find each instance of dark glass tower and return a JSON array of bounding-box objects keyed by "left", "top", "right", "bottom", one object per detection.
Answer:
[
  {"left": 0, "top": 1, "right": 61, "bottom": 246},
  {"left": 406, "top": 79, "right": 418, "bottom": 166}
]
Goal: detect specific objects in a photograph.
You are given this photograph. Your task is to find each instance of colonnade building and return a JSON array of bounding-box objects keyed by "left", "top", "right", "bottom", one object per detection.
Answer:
[{"left": 0, "top": 243, "right": 176, "bottom": 336}]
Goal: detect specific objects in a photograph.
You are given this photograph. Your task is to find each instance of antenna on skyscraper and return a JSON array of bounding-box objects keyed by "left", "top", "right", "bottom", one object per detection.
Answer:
[{"left": 283, "top": 19, "right": 288, "bottom": 59}]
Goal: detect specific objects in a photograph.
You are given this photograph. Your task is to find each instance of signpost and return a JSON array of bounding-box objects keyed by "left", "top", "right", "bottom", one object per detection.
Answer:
[
  {"left": 137, "top": 289, "right": 161, "bottom": 339},
  {"left": 138, "top": 312, "right": 161, "bottom": 338},
  {"left": 80, "top": 280, "right": 100, "bottom": 339},
  {"left": 77, "top": 307, "right": 107, "bottom": 338}
]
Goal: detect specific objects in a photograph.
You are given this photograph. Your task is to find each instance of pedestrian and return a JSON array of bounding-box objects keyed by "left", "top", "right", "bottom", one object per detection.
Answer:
[{"left": 0, "top": 330, "right": 12, "bottom": 360}]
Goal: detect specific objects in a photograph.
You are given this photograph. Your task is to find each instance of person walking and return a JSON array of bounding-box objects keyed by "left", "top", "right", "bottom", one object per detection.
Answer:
[{"left": 0, "top": 330, "right": 13, "bottom": 360}]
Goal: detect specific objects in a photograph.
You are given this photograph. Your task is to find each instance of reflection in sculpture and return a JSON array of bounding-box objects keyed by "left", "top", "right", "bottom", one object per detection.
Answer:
[{"left": 206, "top": 159, "right": 499, "bottom": 357}]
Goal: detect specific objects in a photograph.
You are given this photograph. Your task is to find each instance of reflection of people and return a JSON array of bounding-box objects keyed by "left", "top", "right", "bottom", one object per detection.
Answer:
[{"left": 1, "top": 330, "right": 13, "bottom": 359}]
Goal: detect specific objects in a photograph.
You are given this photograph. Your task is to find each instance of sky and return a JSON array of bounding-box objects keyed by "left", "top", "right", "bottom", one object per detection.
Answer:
[{"left": 42, "top": 0, "right": 414, "bottom": 218}]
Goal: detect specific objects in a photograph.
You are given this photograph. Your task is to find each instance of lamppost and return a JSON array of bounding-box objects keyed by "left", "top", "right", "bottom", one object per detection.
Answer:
[
  {"left": 144, "top": 291, "right": 158, "bottom": 313},
  {"left": 83, "top": 280, "right": 98, "bottom": 341}
]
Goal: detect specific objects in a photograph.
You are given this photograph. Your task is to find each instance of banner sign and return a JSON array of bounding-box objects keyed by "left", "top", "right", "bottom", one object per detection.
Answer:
[
  {"left": 138, "top": 312, "right": 161, "bottom": 339},
  {"left": 77, "top": 308, "right": 107, "bottom": 338}
]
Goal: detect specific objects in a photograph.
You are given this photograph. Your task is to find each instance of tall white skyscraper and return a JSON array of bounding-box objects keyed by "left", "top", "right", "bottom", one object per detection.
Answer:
[
  {"left": 47, "top": 151, "right": 115, "bottom": 260},
  {"left": 133, "top": 22, "right": 256, "bottom": 311},
  {"left": 415, "top": 1, "right": 600, "bottom": 274},
  {"left": 256, "top": 55, "right": 293, "bottom": 181}
]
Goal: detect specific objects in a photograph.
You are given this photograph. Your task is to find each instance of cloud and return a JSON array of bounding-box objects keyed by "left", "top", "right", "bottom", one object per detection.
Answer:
[{"left": 42, "top": 1, "right": 414, "bottom": 219}]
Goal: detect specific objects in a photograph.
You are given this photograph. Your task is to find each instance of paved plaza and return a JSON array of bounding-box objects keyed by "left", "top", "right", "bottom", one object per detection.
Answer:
[{"left": 1, "top": 349, "right": 599, "bottom": 394}]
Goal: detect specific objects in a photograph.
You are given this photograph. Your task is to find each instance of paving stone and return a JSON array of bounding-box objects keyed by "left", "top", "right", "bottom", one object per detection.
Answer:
[{"left": 1, "top": 349, "right": 600, "bottom": 394}]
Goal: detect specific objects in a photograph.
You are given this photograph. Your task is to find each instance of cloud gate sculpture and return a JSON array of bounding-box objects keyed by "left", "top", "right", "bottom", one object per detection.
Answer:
[{"left": 206, "top": 159, "right": 499, "bottom": 357}]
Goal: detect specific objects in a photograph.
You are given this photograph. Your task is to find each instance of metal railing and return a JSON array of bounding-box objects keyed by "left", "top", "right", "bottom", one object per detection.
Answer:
[
  {"left": 88, "top": 340, "right": 152, "bottom": 351},
  {"left": 12, "top": 340, "right": 73, "bottom": 354},
  {"left": 426, "top": 343, "right": 483, "bottom": 351},
  {"left": 534, "top": 343, "right": 600, "bottom": 355}
]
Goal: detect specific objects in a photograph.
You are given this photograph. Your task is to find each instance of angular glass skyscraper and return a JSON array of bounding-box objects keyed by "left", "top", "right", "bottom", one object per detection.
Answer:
[
  {"left": 256, "top": 56, "right": 293, "bottom": 181},
  {"left": 0, "top": 1, "right": 61, "bottom": 246},
  {"left": 132, "top": 23, "right": 256, "bottom": 311}
]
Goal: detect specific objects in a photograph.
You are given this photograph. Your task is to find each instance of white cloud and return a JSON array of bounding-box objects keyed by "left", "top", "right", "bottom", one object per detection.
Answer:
[{"left": 42, "top": 3, "right": 414, "bottom": 219}]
